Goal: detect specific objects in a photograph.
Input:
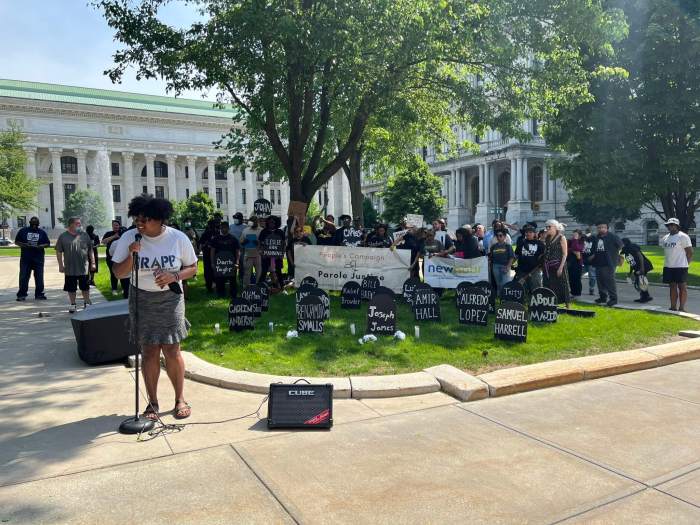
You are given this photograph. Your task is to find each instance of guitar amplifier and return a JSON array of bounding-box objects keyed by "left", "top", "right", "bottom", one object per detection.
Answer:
[{"left": 267, "top": 383, "right": 333, "bottom": 429}]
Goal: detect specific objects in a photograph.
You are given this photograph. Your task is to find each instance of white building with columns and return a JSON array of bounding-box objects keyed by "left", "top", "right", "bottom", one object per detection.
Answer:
[{"left": 0, "top": 79, "right": 351, "bottom": 235}]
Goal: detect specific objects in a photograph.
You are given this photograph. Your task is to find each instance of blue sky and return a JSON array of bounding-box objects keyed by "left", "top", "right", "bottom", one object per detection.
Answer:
[{"left": 0, "top": 0, "right": 213, "bottom": 100}]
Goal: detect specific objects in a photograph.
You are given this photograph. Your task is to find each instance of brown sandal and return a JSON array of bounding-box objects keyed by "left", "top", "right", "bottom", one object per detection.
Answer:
[
  {"left": 142, "top": 403, "right": 159, "bottom": 421},
  {"left": 174, "top": 401, "right": 191, "bottom": 420}
]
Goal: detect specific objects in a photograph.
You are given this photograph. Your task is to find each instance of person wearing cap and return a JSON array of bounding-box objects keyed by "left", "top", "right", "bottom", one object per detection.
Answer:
[{"left": 661, "top": 218, "right": 693, "bottom": 311}]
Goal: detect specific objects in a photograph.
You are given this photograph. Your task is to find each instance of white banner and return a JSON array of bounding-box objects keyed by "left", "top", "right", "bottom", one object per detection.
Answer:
[
  {"left": 294, "top": 245, "right": 412, "bottom": 293},
  {"left": 424, "top": 256, "right": 490, "bottom": 288}
]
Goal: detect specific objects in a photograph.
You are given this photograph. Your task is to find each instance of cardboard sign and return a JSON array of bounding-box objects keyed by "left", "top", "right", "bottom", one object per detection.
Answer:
[
  {"left": 366, "top": 293, "right": 396, "bottom": 335},
  {"left": 296, "top": 294, "right": 325, "bottom": 334},
  {"left": 402, "top": 277, "right": 422, "bottom": 306},
  {"left": 406, "top": 214, "right": 423, "bottom": 228},
  {"left": 361, "top": 275, "right": 381, "bottom": 301},
  {"left": 456, "top": 283, "right": 489, "bottom": 326},
  {"left": 494, "top": 301, "right": 528, "bottom": 342},
  {"left": 412, "top": 283, "right": 441, "bottom": 322},
  {"left": 254, "top": 198, "right": 272, "bottom": 218},
  {"left": 529, "top": 287, "right": 558, "bottom": 323},
  {"left": 300, "top": 276, "right": 318, "bottom": 288},
  {"left": 228, "top": 297, "right": 254, "bottom": 332},
  {"left": 341, "top": 281, "right": 362, "bottom": 309},
  {"left": 241, "top": 284, "right": 263, "bottom": 317},
  {"left": 287, "top": 200, "right": 308, "bottom": 228},
  {"left": 308, "top": 287, "right": 331, "bottom": 320},
  {"left": 259, "top": 281, "right": 270, "bottom": 312},
  {"left": 339, "top": 227, "right": 364, "bottom": 247},
  {"left": 214, "top": 250, "right": 236, "bottom": 277},
  {"left": 261, "top": 231, "right": 285, "bottom": 258},
  {"left": 500, "top": 280, "right": 525, "bottom": 304},
  {"left": 374, "top": 286, "right": 395, "bottom": 300}
]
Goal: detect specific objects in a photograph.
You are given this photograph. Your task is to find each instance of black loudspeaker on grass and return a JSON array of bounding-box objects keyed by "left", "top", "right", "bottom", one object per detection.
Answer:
[{"left": 267, "top": 383, "right": 333, "bottom": 429}]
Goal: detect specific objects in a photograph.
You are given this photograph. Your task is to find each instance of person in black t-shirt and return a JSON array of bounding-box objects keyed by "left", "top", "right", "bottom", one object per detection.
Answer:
[
  {"left": 85, "top": 225, "right": 101, "bottom": 286},
  {"left": 102, "top": 219, "right": 130, "bottom": 297},
  {"left": 514, "top": 225, "right": 545, "bottom": 297},
  {"left": 258, "top": 216, "right": 285, "bottom": 289},
  {"left": 333, "top": 215, "right": 364, "bottom": 247},
  {"left": 15, "top": 216, "right": 50, "bottom": 301},
  {"left": 621, "top": 238, "right": 654, "bottom": 303},
  {"left": 364, "top": 223, "right": 392, "bottom": 248},
  {"left": 198, "top": 219, "right": 220, "bottom": 293},
  {"left": 210, "top": 222, "right": 241, "bottom": 298}
]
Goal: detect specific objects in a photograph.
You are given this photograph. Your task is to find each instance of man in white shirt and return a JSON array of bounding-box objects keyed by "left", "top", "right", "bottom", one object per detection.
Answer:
[{"left": 661, "top": 218, "right": 693, "bottom": 312}]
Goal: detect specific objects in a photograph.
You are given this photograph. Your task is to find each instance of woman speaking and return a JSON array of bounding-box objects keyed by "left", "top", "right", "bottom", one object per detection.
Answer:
[{"left": 112, "top": 195, "right": 198, "bottom": 420}]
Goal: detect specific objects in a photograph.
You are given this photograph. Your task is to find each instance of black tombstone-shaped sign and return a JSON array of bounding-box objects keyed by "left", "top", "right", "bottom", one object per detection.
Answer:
[
  {"left": 300, "top": 276, "right": 318, "bottom": 288},
  {"left": 494, "top": 301, "right": 528, "bottom": 342},
  {"left": 241, "top": 284, "right": 263, "bottom": 317},
  {"left": 402, "top": 277, "right": 421, "bottom": 306},
  {"left": 214, "top": 250, "right": 236, "bottom": 277},
  {"left": 412, "top": 283, "right": 441, "bottom": 322},
  {"left": 456, "top": 284, "right": 489, "bottom": 326},
  {"left": 259, "top": 281, "right": 270, "bottom": 312},
  {"left": 374, "top": 286, "right": 395, "bottom": 300},
  {"left": 360, "top": 275, "right": 380, "bottom": 301},
  {"left": 366, "top": 293, "right": 397, "bottom": 335},
  {"left": 455, "top": 281, "right": 474, "bottom": 307},
  {"left": 473, "top": 280, "right": 493, "bottom": 307},
  {"left": 308, "top": 287, "right": 331, "bottom": 320},
  {"left": 500, "top": 280, "right": 526, "bottom": 304},
  {"left": 253, "top": 198, "right": 272, "bottom": 218},
  {"left": 228, "top": 297, "right": 254, "bottom": 332},
  {"left": 295, "top": 283, "right": 316, "bottom": 303},
  {"left": 296, "top": 294, "right": 325, "bottom": 334},
  {"left": 529, "top": 287, "right": 558, "bottom": 323},
  {"left": 341, "top": 281, "right": 362, "bottom": 309},
  {"left": 260, "top": 231, "right": 285, "bottom": 259}
]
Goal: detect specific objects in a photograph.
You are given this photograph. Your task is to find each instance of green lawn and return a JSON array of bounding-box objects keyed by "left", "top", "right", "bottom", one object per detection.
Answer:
[{"left": 615, "top": 246, "right": 700, "bottom": 286}]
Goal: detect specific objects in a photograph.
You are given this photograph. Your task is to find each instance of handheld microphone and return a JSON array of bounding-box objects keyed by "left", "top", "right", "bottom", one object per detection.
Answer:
[{"left": 135, "top": 233, "right": 142, "bottom": 242}]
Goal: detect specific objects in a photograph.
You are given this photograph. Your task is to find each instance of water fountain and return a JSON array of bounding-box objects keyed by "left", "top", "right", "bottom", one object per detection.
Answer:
[{"left": 95, "top": 149, "right": 115, "bottom": 228}]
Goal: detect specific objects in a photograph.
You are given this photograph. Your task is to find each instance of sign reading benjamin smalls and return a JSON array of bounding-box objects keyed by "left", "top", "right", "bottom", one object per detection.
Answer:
[
  {"left": 529, "top": 287, "right": 558, "bottom": 323},
  {"left": 228, "top": 297, "right": 254, "bottom": 332},
  {"left": 360, "top": 275, "right": 381, "bottom": 301},
  {"left": 261, "top": 231, "right": 285, "bottom": 258},
  {"left": 500, "top": 280, "right": 525, "bottom": 304},
  {"left": 296, "top": 294, "right": 325, "bottom": 334},
  {"left": 241, "top": 284, "right": 263, "bottom": 317},
  {"left": 294, "top": 245, "right": 411, "bottom": 293},
  {"left": 308, "top": 287, "right": 331, "bottom": 320},
  {"left": 341, "top": 281, "right": 362, "bottom": 309},
  {"left": 214, "top": 250, "right": 236, "bottom": 277},
  {"left": 412, "top": 283, "right": 441, "bottom": 322},
  {"left": 494, "top": 301, "right": 528, "bottom": 342},
  {"left": 295, "top": 283, "right": 316, "bottom": 303},
  {"left": 456, "top": 283, "right": 489, "bottom": 326},
  {"left": 402, "top": 277, "right": 421, "bottom": 306},
  {"left": 253, "top": 198, "right": 272, "bottom": 218},
  {"left": 366, "top": 293, "right": 397, "bottom": 335}
]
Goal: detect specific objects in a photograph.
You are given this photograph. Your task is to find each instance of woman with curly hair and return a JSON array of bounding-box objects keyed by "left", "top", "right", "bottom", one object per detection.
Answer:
[{"left": 111, "top": 195, "right": 198, "bottom": 420}]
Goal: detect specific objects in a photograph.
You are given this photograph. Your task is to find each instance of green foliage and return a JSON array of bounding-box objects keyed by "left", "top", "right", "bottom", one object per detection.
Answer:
[
  {"left": 564, "top": 194, "right": 639, "bottom": 227},
  {"left": 380, "top": 156, "right": 445, "bottom": 225},
  {"left": 548, "top": 0, "right": 700, "bottom": 230},
  {"left": 60, "top": 190, "right": 107, "bottom": 228},
  {"left": 362, "top": 198, "right": 380, "bottom": 229},
  {"left": 306, "top": 199, "right": 321, "bottom": 225},
  {"left": 0, "top": 124, "right": 39, "bottom": 223},
  {"left": 172, "top": 192, "right": 215, "bottom": 230},
  {"left": 97, "top": 0, "right": 625, "bottom": 206}
]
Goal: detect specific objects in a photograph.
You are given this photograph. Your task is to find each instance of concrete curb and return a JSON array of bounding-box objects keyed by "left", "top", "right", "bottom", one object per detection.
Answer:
[{"left": 178, "top": 338, "right": 700, "bottom": 401}]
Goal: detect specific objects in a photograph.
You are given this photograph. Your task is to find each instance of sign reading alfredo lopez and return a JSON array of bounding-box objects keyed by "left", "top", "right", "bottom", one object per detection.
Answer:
[
  {"left": 424, "top": 256, "right": 490, "bottom": 288},
  {"left": 294, "top": 245, "right": 411, "bottom": 293}
]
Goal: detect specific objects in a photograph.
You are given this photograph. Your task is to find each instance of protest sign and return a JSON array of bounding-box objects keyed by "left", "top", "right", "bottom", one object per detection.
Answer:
[
  {"left": 494, "top": 301, "right": 528, "bottom": 342},
  {"left": 287, "top": 200, "right": 308, "bottom": 228},
  {"left": 402, "top": 277, "right": 422, "bottom": 305},
  {"left": 294, "top": 245, "right": 411, "bottom": 293},
  {"left": 456, "top": 283, "right": 489, "bottom": 326},
  {"left": 296, "top": 295, "right": 325, "bottom": 334},
  {"left": 405, "top": 214, "right": 423, "bottom": 228},
  {"left": 214, "top": 250, "right": 236, "bottom": 277},
  {"left": 254, "top": 198, "right": 272, "bottom": 218},
  {"left": 296, "top": 283, "right": 316, "bottom": 303},
  {"left": 308, "top": 287, "right": 331, "bottom": 320},
  {"left": 259, "top": 281, "right": 270, "bottom": 312},
  {"left": 300, "top": 276, "right": 318, "bottom": 288},
  {"left": 261, "top": 231, "right": 285, "bottom": 258},
  {"left": 424, "top": 256, "right": 489, "bottom": 288},
  {"left": 529, "top": 287, "right": 558, "bottom": 323},
  {"left": 361, "top": 275, "right": 381, "bottom": 301},
  {"left": 229, "top": 298, "right": 254, "bottom": 332},
  {"left": 500, "top": 280, "right": 525, "bottom": 304},
  {"left": 413, "top": 284, "right": 440, "bottom": 322},
  {"left": 341, "top": 281, "right": 362, "bottom": 309},
  {"left": 241, "top": 285, "right": 263, "bottom": 317},
  {"left": 366, "top": 294, "right": 396, "bottom": 335},
  {"left": 374, "top": 286, "right": 395, "bottom": 299}
]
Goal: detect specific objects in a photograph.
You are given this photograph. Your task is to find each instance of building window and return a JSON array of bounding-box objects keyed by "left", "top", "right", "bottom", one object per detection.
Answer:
[
  {"left": 61, "top": 156, "right": 78, "bottom": 174},
  {"left": 185, "top": 166, "right": 189, "bottom": 179},
  {"left": 203, "top": 165, "right": 227, "bottom": 180},
  {"left": 203, "top": 187, "right": 209, "bottom": 195},
  {"left": 17, "top": 216, "right": 26, "bottom": 228},
  {"left": 186, "top": 188, "right": 190, "bottom": 198},
  {"left": 470, "top": 177, "right": 479, "bottom": 210},
  {"left": 255, "top": 189, "right": 262, "bottom": 200},
  {"left": 112, "top": 184, "right": 121, "bottom": 203},
  {"left": 142, "top": 185, "right": 148, "bottom": 195},
  {"left": 216, "top": 187, "right": 223, "bottom": 207},
  {"left": 256, "top": 173, "right": 264, "bottom": 182},
  {"left": 64, "top": 183, "right": 76, "bottom": 201},
  {"left": 140, "top": 161, "right": 168, "bottom": 178},
  {"left": 242, "top": 188, "right": 247, "bottom": 205},
  {"left": 241, "top": 168, "right": 246, "bottom": 182},
  {"left": 498, "top": 172, "right": 510, "bottom": 207},
  {"left": 529, "top": 166, "right": 543, "bottom": 202},
  {"left": 277, "top": 190, "right": 281, "bottom": 205},
  {"left": 111, "top": 162, "right": 120, "bottom": 176},
  {"left": 155, "top": 186, "right": 165, "bottom": 199}
]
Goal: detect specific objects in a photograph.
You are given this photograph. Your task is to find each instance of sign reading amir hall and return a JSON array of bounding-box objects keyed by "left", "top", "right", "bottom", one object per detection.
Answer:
[{"left": 0, "top": 79, "right": 352, "bottom": 234}]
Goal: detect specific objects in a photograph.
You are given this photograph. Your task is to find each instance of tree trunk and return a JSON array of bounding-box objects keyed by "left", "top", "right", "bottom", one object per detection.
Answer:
[{"left": 342, "top": 144, "right": 364, "bottom": 225}]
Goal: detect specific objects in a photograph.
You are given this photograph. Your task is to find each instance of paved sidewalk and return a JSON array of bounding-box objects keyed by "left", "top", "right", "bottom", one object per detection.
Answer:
[{"left": 1, "top": 258, "right": 700, "bottom": 523}]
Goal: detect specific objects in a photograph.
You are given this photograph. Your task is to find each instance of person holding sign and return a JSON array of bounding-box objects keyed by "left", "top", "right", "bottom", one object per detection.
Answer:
[
  {"left": 333, "top": 215, "right": 365, "bottom": 247},
  {"left": 258, "top": 216, "right": 285, "bottom": 290},
  {"left": 489, "top": 230, "right": 514, "bottom": 296},
  {"left": 210, "top": 222, "right": 240, "bottom": 298},
  {"left": 286, "top": 224, "right": 312, "bottom": 280}
]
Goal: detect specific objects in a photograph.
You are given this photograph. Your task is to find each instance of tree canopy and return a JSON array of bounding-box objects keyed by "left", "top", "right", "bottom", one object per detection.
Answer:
[
  {"left": 0, "top": 125, "right": 39, "bottom": 225},
  {"left": 380, "top": 156, "right": 445, "bottom": 225},
  {"left": 97, "top": 0, "right": 625, "bottom": 210},
  {"left": 547, "top": 0, "right": 700, "bottom": 230},
  {"left": 60, "top": 190, "right": 107, "bottom": 228},
  {"left": 171, "top": 191, "right": 216, "bottom": 230}
]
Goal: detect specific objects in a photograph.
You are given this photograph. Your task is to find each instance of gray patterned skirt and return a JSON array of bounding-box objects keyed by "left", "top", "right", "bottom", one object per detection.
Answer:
[{"left": 128, "top": 286, "right": 191, "bottom": 346}]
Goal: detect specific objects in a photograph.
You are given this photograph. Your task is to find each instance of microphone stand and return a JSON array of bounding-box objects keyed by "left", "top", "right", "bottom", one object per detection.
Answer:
[{"left": 119, "top": 241, "right": 155, "bottom": 434}]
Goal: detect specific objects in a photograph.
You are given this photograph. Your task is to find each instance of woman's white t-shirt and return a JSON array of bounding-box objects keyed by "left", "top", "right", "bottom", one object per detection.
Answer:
[
  {"left": 112, "top": 226, "right": 198, "bottom": 291},
  {"left": 662, "top": 231, "right": 692, "bottom": 268}
]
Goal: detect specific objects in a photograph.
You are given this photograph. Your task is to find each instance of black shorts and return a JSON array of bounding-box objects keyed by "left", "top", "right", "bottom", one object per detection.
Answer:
[
  {"left": 64, "top": 275, "right": 90, "bottom": 292},
  {"left": 662, "top": 267, "right": 688, "bottom": 284}
]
